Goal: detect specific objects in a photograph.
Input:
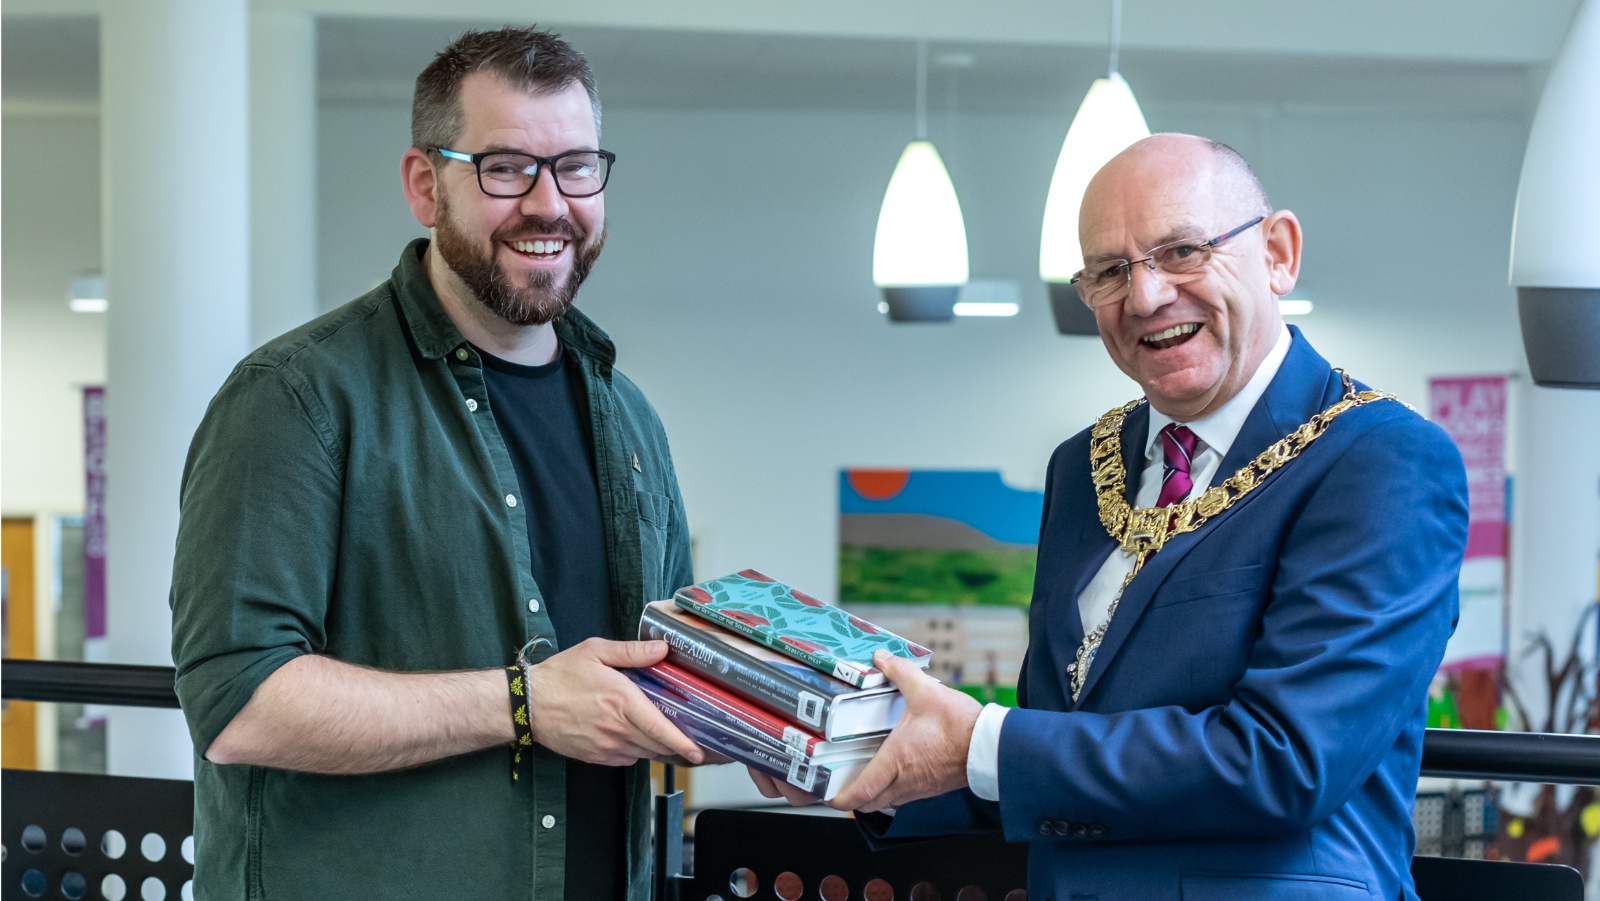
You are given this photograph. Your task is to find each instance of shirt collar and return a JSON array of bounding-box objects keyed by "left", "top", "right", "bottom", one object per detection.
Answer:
[
  {"left": 392, "top": 238, "right": 465, "bottom": 360},
  {"left": 1146, "top": 325, "right": 1293, "bottom": 461}
]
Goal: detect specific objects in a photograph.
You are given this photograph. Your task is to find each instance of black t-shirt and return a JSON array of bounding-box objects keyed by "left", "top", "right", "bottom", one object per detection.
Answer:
[{"left": 479, "top": 344, "right": 624, "bottom": 901}]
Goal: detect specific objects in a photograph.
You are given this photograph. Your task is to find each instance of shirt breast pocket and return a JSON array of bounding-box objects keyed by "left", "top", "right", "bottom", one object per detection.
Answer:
[{"left": 636, "top": 489, "right": 673, "bottom": 599}]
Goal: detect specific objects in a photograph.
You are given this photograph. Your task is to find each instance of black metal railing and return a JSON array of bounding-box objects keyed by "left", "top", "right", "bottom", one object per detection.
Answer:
[
  {"left": 6, "top": 658, "right": 1600, "bottom": 785},
  {"left": 1419, "top": 728, "right": 1600, "bottom": 784},
  {"left": 3, "top": 659, "right": 179, "bottom": 708}
]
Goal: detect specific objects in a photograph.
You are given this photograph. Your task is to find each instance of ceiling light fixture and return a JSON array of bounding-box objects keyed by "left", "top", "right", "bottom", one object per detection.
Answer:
[
  {"left": 954, "top": 279, "right": 1022, "bottom": 317},
  {"left": 954, "top": 302, "right": 1021, "bottom": 317},
  {"left": 1278, "top": 299, "right": 1314, "bottom": 316},
  {"left": 1509, "top": 0, "right": 1600, "bottom": 388},
  {"left": 873, "top": 40, "right": 969, "bottom": 323},
  {"left": 67, "top": 272, "right": 108, "bottom": 313},
  {"left": 1039, "top": 0, "right": 1151, "bottom": 335}
]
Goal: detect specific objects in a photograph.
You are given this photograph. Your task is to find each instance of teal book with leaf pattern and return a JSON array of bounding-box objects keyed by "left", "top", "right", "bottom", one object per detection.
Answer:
[{"left": 674, "top": 570, "right": 932, "bottom": 688}]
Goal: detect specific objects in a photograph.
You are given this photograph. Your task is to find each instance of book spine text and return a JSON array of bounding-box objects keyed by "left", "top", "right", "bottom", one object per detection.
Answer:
[
  {"left": 632, "top": 674, "right": 832, "bottom": 794},
  {"left": 640, "top": 607, "right": 831, "bottom": 728}
]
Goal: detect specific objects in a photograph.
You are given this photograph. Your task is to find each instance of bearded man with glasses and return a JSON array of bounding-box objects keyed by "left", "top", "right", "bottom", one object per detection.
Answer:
[
  {"left": 170, "top": 27, "right": 704, "bottom": 901},
  {"left": 756, "top": 134, "right": 1470, "bottom": 901}
]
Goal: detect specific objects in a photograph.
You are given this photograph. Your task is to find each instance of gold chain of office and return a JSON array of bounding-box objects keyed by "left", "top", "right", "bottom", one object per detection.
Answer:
[{"left": 1067, "top": 369, "right": 1406, "bottom": 701}]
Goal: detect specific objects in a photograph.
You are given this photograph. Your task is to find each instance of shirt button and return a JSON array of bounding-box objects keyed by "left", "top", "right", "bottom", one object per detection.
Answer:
[
  {"left": 1037, "top": 820, "right": 1052, "bottom": 836},
  {"left": 1072, "top": 824, "right": 1089, "bottom": 838},
  {"left": 465, "top": 398, "right": 478, "bottom": 412},
  {"left": 527, "top": 598, "right": 540, "bottom": 614},
  {"left": 1053, "top": 820, "right": 1071, "bottom": 835},
  {"left": 506, "top": 495, "right": 517, "bottom": 508},
  {"left": 541, "top": 815, "right": 555, "bottom": 829},
  {"left": 455, "top": 347, "right": 470, "bottom": 362},
  {"left": 1089, "top": 824, "right": 1107, "bottom": 838}
]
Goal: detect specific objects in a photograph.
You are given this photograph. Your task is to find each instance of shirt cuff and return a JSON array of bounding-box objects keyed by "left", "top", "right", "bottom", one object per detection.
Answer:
[{"left": 965, "top": 703, "right": 1010, "bottom": 802}]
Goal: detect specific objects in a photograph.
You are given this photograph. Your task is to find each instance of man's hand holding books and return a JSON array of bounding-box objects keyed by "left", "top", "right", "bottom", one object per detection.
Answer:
[
  {"left": 826, "top": 649, "right": 983, "bottom": 812},
  {"left": 524, "top": 637, "right": 706, "bottom": 767},
  {"left": 633, "top": 570, "right": 944, "bottom": 803}
]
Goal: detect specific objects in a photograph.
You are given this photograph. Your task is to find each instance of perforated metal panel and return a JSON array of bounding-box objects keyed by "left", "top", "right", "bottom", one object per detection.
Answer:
[
  {"left": 1413, "top": 794, "right": 1445, "bottom": 857},
  {"left": 690, "top": 809, "right": 1028, "bottom": 901},
  {"left": 1413, "top": 787, "right": 1497, "bottom": 860},
  {"left": 2, "top": 769, "right": 194, "bottom": 901}
]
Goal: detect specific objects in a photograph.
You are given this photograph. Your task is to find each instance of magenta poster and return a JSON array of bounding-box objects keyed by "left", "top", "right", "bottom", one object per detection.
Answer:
[
  {"left": 1428, "top": 375, "right": 1507, "bottom": 669},
  {"left": 83, "top": 386, "right": 107, "bottom": 660}
]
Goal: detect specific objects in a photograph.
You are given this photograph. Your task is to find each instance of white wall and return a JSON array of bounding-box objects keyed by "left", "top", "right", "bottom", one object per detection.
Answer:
[
  {"left": 0, "top": 95, "right": 1540, "bottom": 606},
  {"left": 317, "top": 103, "right": 427, "bottom": 308},
  {"left": 317, "top": 100, "right": 1531, "bottom": 599},
  {"left": 2, "top": 112, "right": 106, "bottom": 514}
]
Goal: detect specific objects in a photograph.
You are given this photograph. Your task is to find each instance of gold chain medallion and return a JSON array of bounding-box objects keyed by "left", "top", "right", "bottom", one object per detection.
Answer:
[{"left": 1068, "top": 370, "right": 1404, "bottom": 701}]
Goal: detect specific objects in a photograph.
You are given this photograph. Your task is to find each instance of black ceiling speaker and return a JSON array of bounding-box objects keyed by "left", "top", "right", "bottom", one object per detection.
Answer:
[
  {"left": 1510, "top": 0, "right": 1600, "bottom": 389},
  {"left": 1048, "top": 283, "right": 1102, "bottom": 336},
  {"left": 882, "top": 286, "right": 958, "bottom": 323}
]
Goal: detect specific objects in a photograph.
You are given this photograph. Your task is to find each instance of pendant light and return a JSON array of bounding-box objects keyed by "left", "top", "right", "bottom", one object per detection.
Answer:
[
  {"left": 873, "top": 41, "right": 969, "bottom": 323},
  {"left": 1039, "top": 0, "right": 1151, "bottom": 335},
  {"left": 1509, "top": 0, "right": 1600, "bottom": 388}
]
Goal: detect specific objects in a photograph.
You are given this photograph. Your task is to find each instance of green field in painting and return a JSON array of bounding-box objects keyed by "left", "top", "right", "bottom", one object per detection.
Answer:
[{"left": 839, "top": 544, "right": 1036, "bottom": 607}]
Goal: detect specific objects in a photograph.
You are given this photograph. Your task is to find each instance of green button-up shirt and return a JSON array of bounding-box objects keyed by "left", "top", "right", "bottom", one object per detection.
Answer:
[{"left": 170, "top": 239, "right": 693, "bottom": 901}]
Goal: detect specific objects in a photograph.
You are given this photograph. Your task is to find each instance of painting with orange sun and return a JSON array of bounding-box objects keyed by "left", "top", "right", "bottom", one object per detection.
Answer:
[{"left": 838, "top": 470, "right": 1044, "bottom": 706}]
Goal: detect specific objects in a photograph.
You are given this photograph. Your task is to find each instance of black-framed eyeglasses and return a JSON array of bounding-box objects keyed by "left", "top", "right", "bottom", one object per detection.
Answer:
[
  {"left": 1069, "top": 216, "right": 1267, "bottom": 309},
  {"left": 435, "top": 148, "right": 616, "bottom": 198}
]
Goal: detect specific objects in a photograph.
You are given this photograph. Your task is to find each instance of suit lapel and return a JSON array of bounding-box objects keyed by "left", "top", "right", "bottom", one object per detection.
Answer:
[
  {"left": 1213, "top": 330, "right": 1341, "bottom": 480},
  {"left": 1071, "top": 327, "right": 1335, "bottom": 707},
  {"left": 1057, "top": 526, "right": 1104, "bottom": 649},
  {"left": 1121, "top": 404, "right": 1149, "bottom": 507},
  {"left": 1056, "top": 404, "right": 1145, "bottom": 652},
  {"left": 1042, "top": 404, "right": 1150, "bottom": 654}
]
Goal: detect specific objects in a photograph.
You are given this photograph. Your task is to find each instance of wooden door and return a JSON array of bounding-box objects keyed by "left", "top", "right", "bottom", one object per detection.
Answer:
[{"left": 3, "top": 516, "right": 38, "bottom": 768}]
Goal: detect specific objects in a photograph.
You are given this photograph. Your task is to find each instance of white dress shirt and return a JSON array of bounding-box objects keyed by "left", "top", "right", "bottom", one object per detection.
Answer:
[{"left": 965, "top": 326, "right": 1292, "bottom": 802}]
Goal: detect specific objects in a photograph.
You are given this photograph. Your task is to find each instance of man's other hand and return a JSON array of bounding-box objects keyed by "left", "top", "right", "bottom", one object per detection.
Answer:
[
  {"left": 828, "top": 650, "right": 982, "bottom": 813},
  {"left": 656, "top": 750, "right": 734, "bottom": 768},
  {"left": 747, "top": 767, "right": 824, "bottom": 806},
  {"left": 524, "top": 638, "right": 705, "bottom": 767}
]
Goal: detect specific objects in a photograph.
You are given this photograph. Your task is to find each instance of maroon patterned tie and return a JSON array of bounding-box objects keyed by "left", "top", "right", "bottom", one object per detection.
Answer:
[{"left": 1156, "top": 424, "right": 1199, "bottom": 508}]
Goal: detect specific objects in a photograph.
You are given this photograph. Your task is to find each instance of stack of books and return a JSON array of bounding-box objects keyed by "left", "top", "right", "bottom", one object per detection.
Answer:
[{"left": 631, "top": 569, "right": 933, "bottom": 801}]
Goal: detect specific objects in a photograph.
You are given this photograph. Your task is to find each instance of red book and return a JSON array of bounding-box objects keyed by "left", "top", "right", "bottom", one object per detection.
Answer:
[{"left": 643, "top": 661, "right": 882, "bottom": 762}]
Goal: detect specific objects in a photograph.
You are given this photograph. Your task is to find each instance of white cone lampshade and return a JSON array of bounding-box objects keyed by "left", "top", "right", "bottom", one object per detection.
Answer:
[
  {"left": 1039, "top": 73, "right": 1150, "bottom": 334},
  {"left": 1509, "top": 0, "right": 1600, "bottom": 388},
  {"left": 873, "top": 140, "right": 969, "bottom": 321}
]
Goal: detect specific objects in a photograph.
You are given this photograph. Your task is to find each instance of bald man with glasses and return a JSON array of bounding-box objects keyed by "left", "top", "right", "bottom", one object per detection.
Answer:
[{"left": 753, "top": 134, "right": 1469, "bottom": 901}]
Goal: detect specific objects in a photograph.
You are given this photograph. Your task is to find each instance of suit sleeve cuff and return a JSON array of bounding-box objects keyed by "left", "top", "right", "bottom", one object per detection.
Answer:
[{"left": 965, "top": 703, "right": 1010, "bottom": 802}]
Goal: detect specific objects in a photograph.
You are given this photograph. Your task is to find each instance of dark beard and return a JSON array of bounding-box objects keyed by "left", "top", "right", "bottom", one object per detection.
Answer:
[{"left": 433, "top": 194, "right": 606, "bottom": 327}]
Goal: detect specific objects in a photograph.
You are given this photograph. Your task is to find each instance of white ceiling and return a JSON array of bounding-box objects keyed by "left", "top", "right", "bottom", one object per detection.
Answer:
[
  {"left": 1, "top": 13, "right": 1551, "bottom": 118},
  {"left": 4, "top": 0, "right": 1585, "bottom": 63},
  {"left": 314, "top": 18, "right": 1544, "bottom": 116}
]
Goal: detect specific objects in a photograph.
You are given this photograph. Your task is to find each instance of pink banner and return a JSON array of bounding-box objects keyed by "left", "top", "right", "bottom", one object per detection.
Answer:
[
  {"left": 83, "top": 386, "right": 107, "bottom": 643},
  {"left": 1429, "top": 375, "right": 1508, "bottom": 673},
  {"left": 1429, "top": 376, "right": 1507, "bottom": 561}
]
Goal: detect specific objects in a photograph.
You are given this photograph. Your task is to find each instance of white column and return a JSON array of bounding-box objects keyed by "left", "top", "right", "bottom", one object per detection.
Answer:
[
  {"left": 1506, "top": 381, "right": 1600, "bottom": 733},
  {"left": 102, "top": 0, "right": 251, "bottom": 779},
  {"left": 250, "top": 10, "right": 320, "bottom": 346}
]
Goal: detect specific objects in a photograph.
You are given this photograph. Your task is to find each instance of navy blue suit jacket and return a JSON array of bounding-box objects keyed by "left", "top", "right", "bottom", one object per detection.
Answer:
[{"left": 869, "top": 329, "right": 1468, "bottom": 901}]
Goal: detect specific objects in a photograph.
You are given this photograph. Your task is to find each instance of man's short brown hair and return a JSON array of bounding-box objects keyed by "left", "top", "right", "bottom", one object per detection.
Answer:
[{"left": 412, "top": 26, "right": 601, "bottom": 151}]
